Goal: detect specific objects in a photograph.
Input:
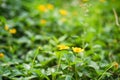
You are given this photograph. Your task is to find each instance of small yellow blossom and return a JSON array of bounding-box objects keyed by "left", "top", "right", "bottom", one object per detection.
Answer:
[
  {"left": 9, "top": 28, "right": 17, "bottom": 34},
  {"left": 58, "top": 44, "right": 69, "bottom": 50},
  {"left": 72, "top": 47, "right": 84, "bottom": 53},
  {"left": 59, "top": 9, "right": 68, "bottom": 16},
  {"left": 99, "top": 0, "right": 106, "bottom": 3},
  {"left": 113, "top": 62, "right": 119, "bottom": 69},
  {"left": 47, "top": 4, "right": 54, "bottom": 10},
  {"left": 0, "top": 53, "right": 4, "bottom": 58},
  {"left": 40, "top": 19, "right": 47, "bottom": 25},
  {"left": 38, "top": 5, "right": 47, "bottom": 12},
  {"left": 4, "top": 25, "right": 9, "bottom": 30}
]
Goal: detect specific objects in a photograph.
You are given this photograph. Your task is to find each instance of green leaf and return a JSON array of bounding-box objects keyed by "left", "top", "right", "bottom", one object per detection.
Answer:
[
  {"left": 61, "top": 64, "right": 68, "bottom": 70},
  {"left": 65, "top": 75, "right": 72, "bottom": 80},
  {"left": 88, "top": 61, "right": 99, "bottom": 70}
]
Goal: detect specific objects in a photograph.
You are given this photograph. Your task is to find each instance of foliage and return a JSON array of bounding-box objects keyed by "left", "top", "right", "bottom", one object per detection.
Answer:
[{"left": 0, "top": 0, "right": 120, "bottom": 80}]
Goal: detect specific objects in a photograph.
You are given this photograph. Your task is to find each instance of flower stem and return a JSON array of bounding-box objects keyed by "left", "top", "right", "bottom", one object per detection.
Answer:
[
  {"left": 31, "top": 47, "right": 40, "bottom": 70},
  {"left": 98, "top": 63, "right": 114, "bottom": 80},
  {"left": 57, "top": 53, "right": 62, "bottom": 72},
  {"left": 74, "top": 64, "right": 78, "bottom": 80}
]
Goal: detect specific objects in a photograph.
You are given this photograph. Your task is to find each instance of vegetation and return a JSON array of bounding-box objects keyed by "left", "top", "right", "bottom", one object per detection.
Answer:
[{"left": 0, "top": 0, "right": 120, "bottom": 80}]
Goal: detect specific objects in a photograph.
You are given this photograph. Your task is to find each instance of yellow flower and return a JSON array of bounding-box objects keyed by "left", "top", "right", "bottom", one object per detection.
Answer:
[
  {"left": 58, "top": 44, "right": 69, "bottom": 50},
  {"left": 113, "top": 62, "right": 119, "bottom": 69},
  {"left": 72, "top": 47, "right": 84, "bottom": 53},
  {"left": 4, "top": 25, "right": 9, "bottom": 30},
  {"left": 38, "top": 5, "right": 47, "bottom": 12},
  {"left": 99, "top": 0, "right": 106, "bottom": 3},
  {"left": 0, "top": 53, "right": 4, "bottom": 58},
  {"left": 47, "top": 4, "right": 54, "bottom": 10},
  {"left": 40, "top": 19, "right": 47, "bottom": 25},
  {"left": 59, "top": 9, "right": 68, "bottom": 16},
  {"left": 9, "top": 28, "right": 17, "bottom": 34}
]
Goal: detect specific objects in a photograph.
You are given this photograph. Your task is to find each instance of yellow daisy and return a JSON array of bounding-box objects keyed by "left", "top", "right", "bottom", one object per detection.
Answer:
[
  {"left": 72, "top": 47, "right": 84, "bottom": 53},
  {"left": 58, "top": 44, "right": 69, "bottom": 50},
  {"left": 9, "top": 28, "right": 17, "bottom": 34}
]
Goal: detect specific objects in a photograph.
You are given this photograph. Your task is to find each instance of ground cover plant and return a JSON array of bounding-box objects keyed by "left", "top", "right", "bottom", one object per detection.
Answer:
[{"left": 0, "top": 0, "right": 120, "bottom": 80}]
